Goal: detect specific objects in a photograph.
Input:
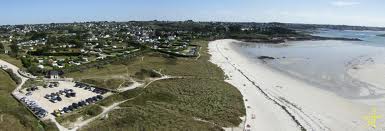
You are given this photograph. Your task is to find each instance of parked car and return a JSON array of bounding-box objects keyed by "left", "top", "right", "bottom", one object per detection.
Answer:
[
  {"left": 96, "top": 95, "right": 103, "bottom": 100},
  {"left": 72, "top": 103, "right": 79, "bottom": 109}
]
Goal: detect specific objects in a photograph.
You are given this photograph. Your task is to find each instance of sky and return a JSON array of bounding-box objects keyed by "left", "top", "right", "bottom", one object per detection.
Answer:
[{"left": 1, "top": 0, "right": 385, "bottom": 27}]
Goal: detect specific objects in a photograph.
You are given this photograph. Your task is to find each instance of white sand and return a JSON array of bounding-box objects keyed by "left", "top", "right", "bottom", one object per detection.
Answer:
[
  {"left": 349, "top": 64, "right": 385, "bottom": 90},
  {"left": 209, "top": 39, "right": 379, "bottom": 131},
  {"left": 348, "top": 63, "right": 385, "bottom": 110}
]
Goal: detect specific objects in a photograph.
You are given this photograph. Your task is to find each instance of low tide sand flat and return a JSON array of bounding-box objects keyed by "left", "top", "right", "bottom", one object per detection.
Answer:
[{"left": 209, "top": 39, "right": 379, "bottom": 131}]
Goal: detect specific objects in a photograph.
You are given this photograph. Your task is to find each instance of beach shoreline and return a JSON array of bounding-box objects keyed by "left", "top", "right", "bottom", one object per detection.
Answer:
[{"left": 209, "top": 39, "right": 379, "bottom": 131}]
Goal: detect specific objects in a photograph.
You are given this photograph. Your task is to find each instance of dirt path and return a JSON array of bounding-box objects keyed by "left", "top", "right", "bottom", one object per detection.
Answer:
[
  {"left": 64, "top": 75, "right": 174, "bottom": 130},
  {"left": 70, "top": 100, "right": 127, "bottom": 130},
  {"left": 1, "top": 58, "right": 185, "bottom": 131}
]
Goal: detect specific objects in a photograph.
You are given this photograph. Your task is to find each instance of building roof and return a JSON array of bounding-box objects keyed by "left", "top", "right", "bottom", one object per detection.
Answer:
[{"left": 48, "top": 70, "right": 59, "bottom": 76}]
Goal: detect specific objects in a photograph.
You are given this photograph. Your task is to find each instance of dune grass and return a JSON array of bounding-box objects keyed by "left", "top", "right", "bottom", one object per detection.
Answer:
[
  {"left": 80, "top": 78, "right": 126, "bottom": 90},
  {"left": 81, "top": 78, "right": 245, "bottom": 131},
  {"left": 63, "top": 40, "right": 245, "bottom": 130},
  {"left": 0, "top": 54, "right": 23, "bottom": 68},
  {"left": 56, "top": 104, "right": 103, "bottom": 125}
]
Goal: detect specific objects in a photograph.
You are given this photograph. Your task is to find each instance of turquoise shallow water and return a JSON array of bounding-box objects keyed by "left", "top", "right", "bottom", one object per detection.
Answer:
[
  {"left": 314, "top": 29, "right": 385, "bottom": 46},
  {"left": 234, "top": 30, "right": 385, "bottom": 99}
]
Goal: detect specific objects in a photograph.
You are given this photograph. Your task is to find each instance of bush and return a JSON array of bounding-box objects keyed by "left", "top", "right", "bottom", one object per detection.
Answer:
[
  {"left": 134, "top": 69, "right": 162, "bottom": 80},
  {"left": 4, "top": 69, "right": 22, "bottom": 84}
]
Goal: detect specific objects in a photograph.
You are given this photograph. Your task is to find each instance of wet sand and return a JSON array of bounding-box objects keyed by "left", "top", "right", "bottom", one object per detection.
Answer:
[{"left": 209, "top": 39, "right": 378, "bottom": 131}]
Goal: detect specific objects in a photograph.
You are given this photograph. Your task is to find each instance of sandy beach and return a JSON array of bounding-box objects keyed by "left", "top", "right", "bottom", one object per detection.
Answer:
[
  {"left": 349, "top": 64, "right": 385, "bottom": 88},
  {"left": 209, "top": 39, "right": 380, "bottom": 131},
  {"left": 348, "top": 63, "right": 385, "bottom": 110}
]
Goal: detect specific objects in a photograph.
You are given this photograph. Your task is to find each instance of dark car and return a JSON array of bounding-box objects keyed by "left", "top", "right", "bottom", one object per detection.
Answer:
[
  {"left": 92, "top": 97, "right": 98, "bottom": 101},
  {"left": 68, "top": 105, "right": 74, "bottom": 111},
  {"left": 62, "top": 107, "right": 69, "bottom": 113},
  {"left": 86, "top": 98, "right": 92, "bottom": 103},
  {"left": 57, "top": 96, "right": 62, "bottom": 101},
  {"left": 72, "top": 103, "right": 79, "bottom": 109},
  {"left": 70, "top": 93, "right": 76, "bottom": 97},
  {"left": 100, "top": 90, "right": 107, "bottom": 94},
  {"left": 96, "top": 95, "right": 103, "bottom": 100},
  {"left": 78, "top": 101, "right": 84, "bottom": 106}
]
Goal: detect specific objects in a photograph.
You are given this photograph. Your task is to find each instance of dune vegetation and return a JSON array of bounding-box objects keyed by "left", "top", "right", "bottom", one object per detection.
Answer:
[{"left": 61, "top": 40, "right": 246, "bottom": 130}]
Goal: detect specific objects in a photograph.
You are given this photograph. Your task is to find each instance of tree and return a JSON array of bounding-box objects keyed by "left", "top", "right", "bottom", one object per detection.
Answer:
[
  {"left": 228, "top": 25, "right": 242, "bottom": 33},
  {"left": 69, "top": 39, "right": 84, "bottom": 48},
  {"left": 0, "top": 43, "right": 4, "bottom": 50},
  {"left": 21, "top": 57, "right": 32, "bottom": 68},
  {"left": 0, "top": 43, "right": 4, "bottom": 54},
  {"left": 9, "top": 43, "right": 19, "bottom": 57},
  {"left": 29, "top": 31, "right": 47, "bottom": 40},
  {"left": 46, "top": 36, "right": 57, "bottom": 46}
]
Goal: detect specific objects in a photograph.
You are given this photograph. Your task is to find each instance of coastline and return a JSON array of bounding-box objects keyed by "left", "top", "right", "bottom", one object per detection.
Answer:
[
  {"left": 208, "top": 39, "right": 378, "bottom": 131},
  {"left": 236, "top": 35, "right": 362, "bottom": 44}
]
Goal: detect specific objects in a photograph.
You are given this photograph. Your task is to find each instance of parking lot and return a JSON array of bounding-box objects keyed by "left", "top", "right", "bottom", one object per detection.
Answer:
[{"left": 22, "top": 81, "right": 109, "bottom": 117}]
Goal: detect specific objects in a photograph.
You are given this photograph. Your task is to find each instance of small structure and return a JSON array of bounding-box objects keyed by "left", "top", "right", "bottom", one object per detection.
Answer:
[{"left": 48, "top": 70, "right": 60, "bottom": 79}]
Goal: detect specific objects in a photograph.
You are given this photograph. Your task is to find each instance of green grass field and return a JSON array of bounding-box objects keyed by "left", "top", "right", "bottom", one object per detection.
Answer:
[{"left": 0, "top": 70, "right": 58, "bottom": 131}]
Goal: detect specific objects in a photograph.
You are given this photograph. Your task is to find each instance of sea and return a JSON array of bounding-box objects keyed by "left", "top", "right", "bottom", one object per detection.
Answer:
[{"left": 233, "top": 29, "right": 385, "bottom": 99}]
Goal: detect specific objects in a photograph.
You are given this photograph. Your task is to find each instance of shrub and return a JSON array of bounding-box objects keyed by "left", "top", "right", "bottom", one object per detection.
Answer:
[
  {"left": 4, "top": 69, "right": 22, "bottom": 84},
  {"left": 134, "top": 69, "right": 162, "bottom": 80}
]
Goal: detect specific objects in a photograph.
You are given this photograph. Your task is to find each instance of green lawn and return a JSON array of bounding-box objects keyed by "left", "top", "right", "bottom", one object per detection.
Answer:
[{"left": 0, "top": 70, "right": 58, "bottom": 131}]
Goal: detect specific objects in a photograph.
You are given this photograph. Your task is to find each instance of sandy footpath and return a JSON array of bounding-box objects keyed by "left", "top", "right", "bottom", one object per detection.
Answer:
[{"left": 209, "top": 39, "right": 379, "bottom": 131}]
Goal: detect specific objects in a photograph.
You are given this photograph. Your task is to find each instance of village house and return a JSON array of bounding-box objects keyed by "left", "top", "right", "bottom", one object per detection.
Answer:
[{"left": 48, "top": 70, "right": 59, "bottom": 79}]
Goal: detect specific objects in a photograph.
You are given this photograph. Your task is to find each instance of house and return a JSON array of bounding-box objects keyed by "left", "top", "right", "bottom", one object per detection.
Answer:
[
  {"left": 37, "top": 65, "right": 44, "bottom": 69},
  {"left": 48, "top": 70, "right": 60, "bottom": 79}
]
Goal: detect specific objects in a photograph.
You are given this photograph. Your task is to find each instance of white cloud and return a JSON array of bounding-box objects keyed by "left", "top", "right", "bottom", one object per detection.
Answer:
[{"left": 331, "top": 1, "right": 360, "bottom": 7}]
